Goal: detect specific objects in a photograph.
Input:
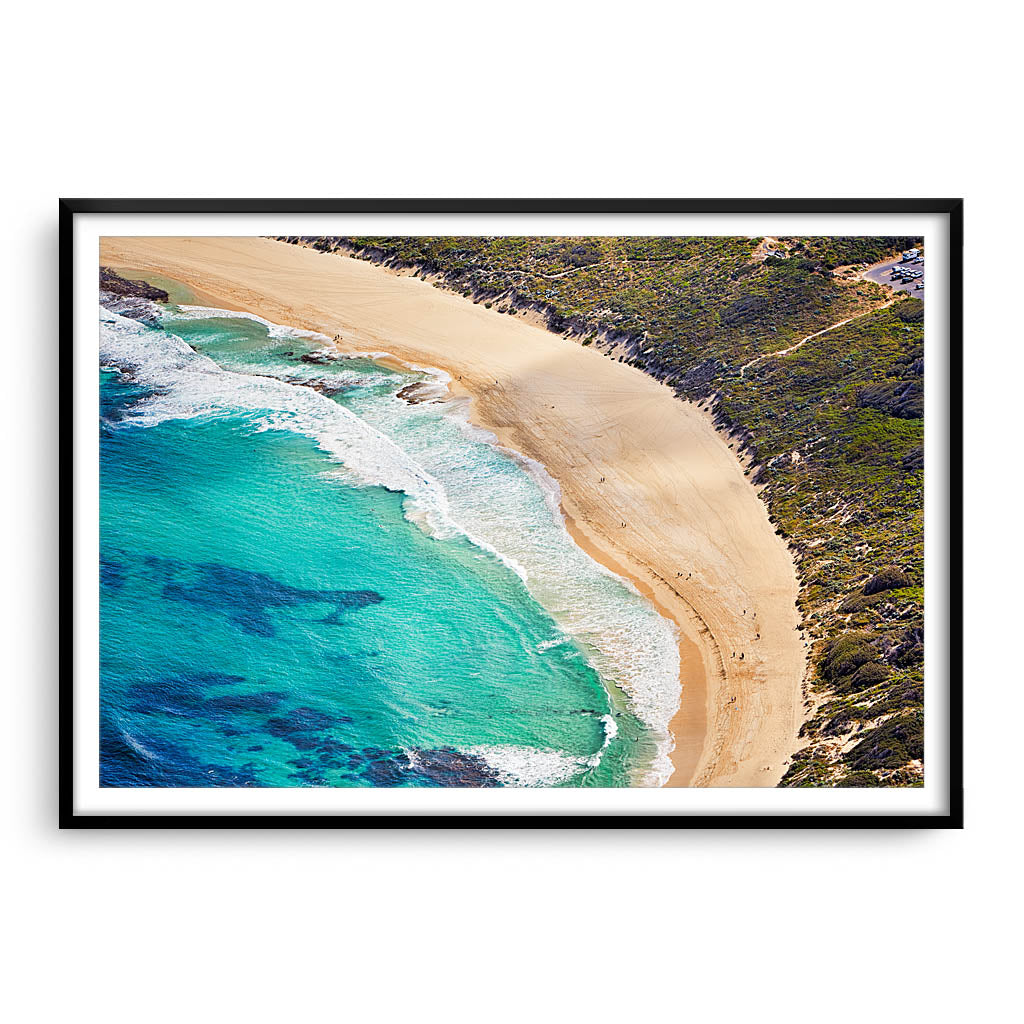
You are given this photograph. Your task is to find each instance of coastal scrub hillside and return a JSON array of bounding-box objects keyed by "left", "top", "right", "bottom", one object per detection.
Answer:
[{"left": 275, "top": 234, "right": 925, "bottom": 787}]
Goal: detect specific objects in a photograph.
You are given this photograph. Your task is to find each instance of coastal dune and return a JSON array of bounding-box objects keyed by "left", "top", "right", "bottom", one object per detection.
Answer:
[{"left": 99, "top": 235, "right": 806, "bottom": 786}]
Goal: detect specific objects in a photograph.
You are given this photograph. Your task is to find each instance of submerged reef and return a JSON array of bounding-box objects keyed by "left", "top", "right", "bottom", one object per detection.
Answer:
[{"left": 145, "top": 557, "right": 383, "bottom": 637}]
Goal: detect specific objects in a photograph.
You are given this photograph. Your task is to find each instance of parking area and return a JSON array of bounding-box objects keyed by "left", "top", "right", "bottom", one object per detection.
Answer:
[{"left": 863, "top": 247, "right": 925, "bottom": 298}]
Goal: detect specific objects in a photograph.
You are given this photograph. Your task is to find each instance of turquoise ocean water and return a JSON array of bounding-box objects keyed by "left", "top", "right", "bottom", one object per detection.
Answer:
[{"left": 99, "top": 288, "right": 680, "bottom": 787}]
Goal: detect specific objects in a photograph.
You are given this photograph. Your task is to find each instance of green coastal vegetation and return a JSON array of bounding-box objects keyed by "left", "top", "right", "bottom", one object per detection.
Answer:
[{"left": 275, "top": 234, "right": 925, "bottom": 787}]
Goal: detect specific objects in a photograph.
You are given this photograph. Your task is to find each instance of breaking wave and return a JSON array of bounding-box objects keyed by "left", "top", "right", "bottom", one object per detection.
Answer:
[{"left": 99, "top": 308, "right": 529, "bottom": 583}]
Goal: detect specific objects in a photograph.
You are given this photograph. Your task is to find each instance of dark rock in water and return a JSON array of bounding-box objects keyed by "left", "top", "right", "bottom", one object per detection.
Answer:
[
  {"left": 204, "top": 691, "right": 288, "bottom": 714},
  {"left": 126, "top": 670, "right": 272, "bottom": 743},
  {"left": 152, "top": 557, "right": 383, "bottom": 637},
  {"left": 274, "top": 731, "right": 320, "bottom": 751},
  {"left": 270, "top": 706, "right": 353, "bottom": 733},
  {"left": 396, "top": 381, "right": 440, "bottom": 405},
  {"left": 143, "top": 554, "right": 185, "bottom": 572},
  {"left": 265, "top": 706, "right": 354, "bottom": 751},
  {"left": 100, "top": 291, "right": 164, "bottom": 327},
  {"left": 362, "top": 757, "right": 412, "bottom": 787},
  {"left": 126, "top": 670, "right": 248, "bottom": 715},
  {"left": 288, "top": 767, "right": 330, "bottom": 786},
  {"left": 100, "top": 267, "right": 170, "bottom": 302},
  {"left": 99, "top": 715, "right": 259, "bottom": 788},
  {"left": 127, "top": 676, "right": 206, "bottom": 715},
  {"left": 285, "top": 375, "right": 350, "bottom": 398},
  {"left": 316, "top": 738, "right": 354, "bottom": 754},
  {"left": 300, "top": 351, "right": 333, "bottom": 365},
  {"left": 266, "top": 743, "right": 507, "bottom": 788},
  {"left": 402, "top": 747, "right": 501, "bottom": 787},
  {"left": 100, "top": 555, "right": 126, "bottom": 590},
  {"left": 100, "top": 377, "right": 153, "bottom": 424},
  {"left": 312, "top": 381, "right": 352, "bottom": 399},
  {"left": 124, "top": 671, "right": 297, "bottom": 751}
]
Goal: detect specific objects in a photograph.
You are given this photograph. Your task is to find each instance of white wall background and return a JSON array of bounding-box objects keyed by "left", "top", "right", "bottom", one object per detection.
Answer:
[{"left": 3, "top": 3, "right": 1017, "bottom": 1021}]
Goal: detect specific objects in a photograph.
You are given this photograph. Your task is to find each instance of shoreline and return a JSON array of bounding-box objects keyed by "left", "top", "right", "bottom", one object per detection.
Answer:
[{"left": 99, "top": 236, "right": 808, "bottom": 787}]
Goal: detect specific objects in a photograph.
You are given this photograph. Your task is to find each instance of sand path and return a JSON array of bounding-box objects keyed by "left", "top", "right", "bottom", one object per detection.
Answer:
[
  {"left": 99, "top": 236, "right": 807, "bottom": 787},
  {"left": 740, "top": 299, "right": 897, "bottom": 378}
]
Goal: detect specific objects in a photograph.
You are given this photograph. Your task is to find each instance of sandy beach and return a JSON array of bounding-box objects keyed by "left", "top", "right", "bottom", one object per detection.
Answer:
[{"left": 99, "top": 235, "right": 807, "bottom": 786}]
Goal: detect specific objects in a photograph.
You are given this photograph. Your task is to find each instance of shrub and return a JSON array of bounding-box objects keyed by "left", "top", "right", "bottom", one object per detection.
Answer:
[
  {"left": 902, "top": 446, "right": 924, "bottom": 469},
  {"left": 896, "top": 298, "right": 924, "bottom": 323},
  {"left": 833, "top": 658, "right": 890, "bottom": 696},
  {"left": 839, "top": 591, "right": 885, "bottom": 614},
  {"left": 720, "top": 294, "right": 769, "bottom": 327},
  {"left": 847, "top": 661, "right": 891, "bottom": 690},
  {"left": 864, "top": 566, "right": 911, "bottom": 595},
  {"left": 836, "top": 770, "right": 884, "bottom": 787},
  {"left": 857, "top": 379, "right": 923, "bottom": 419},
  {"left": 819, "top": 632, "right": 878, "bottom": 683},
  {"left": 846, "top": 712, "right": 924, "bottom": 770},
  {"left": 566, "top": 242, "right": 602, "bottom": 267}
]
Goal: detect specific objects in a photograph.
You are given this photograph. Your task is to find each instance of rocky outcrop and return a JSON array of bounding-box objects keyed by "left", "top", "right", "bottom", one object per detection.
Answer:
[
  {"left": 100, "top": 267, "right": 169, "bottom": 302},
  {"left": 99, "top": 268, "right": 169, "bottom": 327}
]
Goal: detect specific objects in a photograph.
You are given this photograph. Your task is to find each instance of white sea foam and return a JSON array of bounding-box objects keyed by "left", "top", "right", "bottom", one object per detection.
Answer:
[
  {"left": 100, "top": 309, "right": 530, "bottom": 585},
  {"left": 465, "top": 715, "right": 620, "bottom": 787},
  {"left": 106, "top": 303, "right": 682, "bottom": 785},
  {"left": 474, "top": 716, "right": 619, "bottom": 786},
  {"left": 536, "top": 635, "right": 569, "bottom": 652},
  {"left": 171, "top": 305, "right": 332, "bottom": 343},
  {"left": 599, "top": 713, "right": 619, "bottom": 748},
  {"left": 467, "top": 745, "right": 592, "bottom": 787},
  {"left": 337, "top": 351, "right": 400, "bottom": 362},
  {"left": 122, "top": 730, "right": 156, "bottom": 761}
]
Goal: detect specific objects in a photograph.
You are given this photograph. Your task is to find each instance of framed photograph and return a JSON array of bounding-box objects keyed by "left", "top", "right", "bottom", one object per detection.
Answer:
[{"left": 62, "top": 198, "right": 962, "bottom": 827}]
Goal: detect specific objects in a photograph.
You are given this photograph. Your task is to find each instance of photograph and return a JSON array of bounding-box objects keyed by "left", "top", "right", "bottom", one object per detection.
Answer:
[{"left": 65, "top": 201, "right": 961, "bottom": 823}]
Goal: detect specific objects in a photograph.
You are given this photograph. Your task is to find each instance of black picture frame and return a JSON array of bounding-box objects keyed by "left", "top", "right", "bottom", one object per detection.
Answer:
[{"left": 61, "top": 197, "right": 964, "bottom": 829}]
